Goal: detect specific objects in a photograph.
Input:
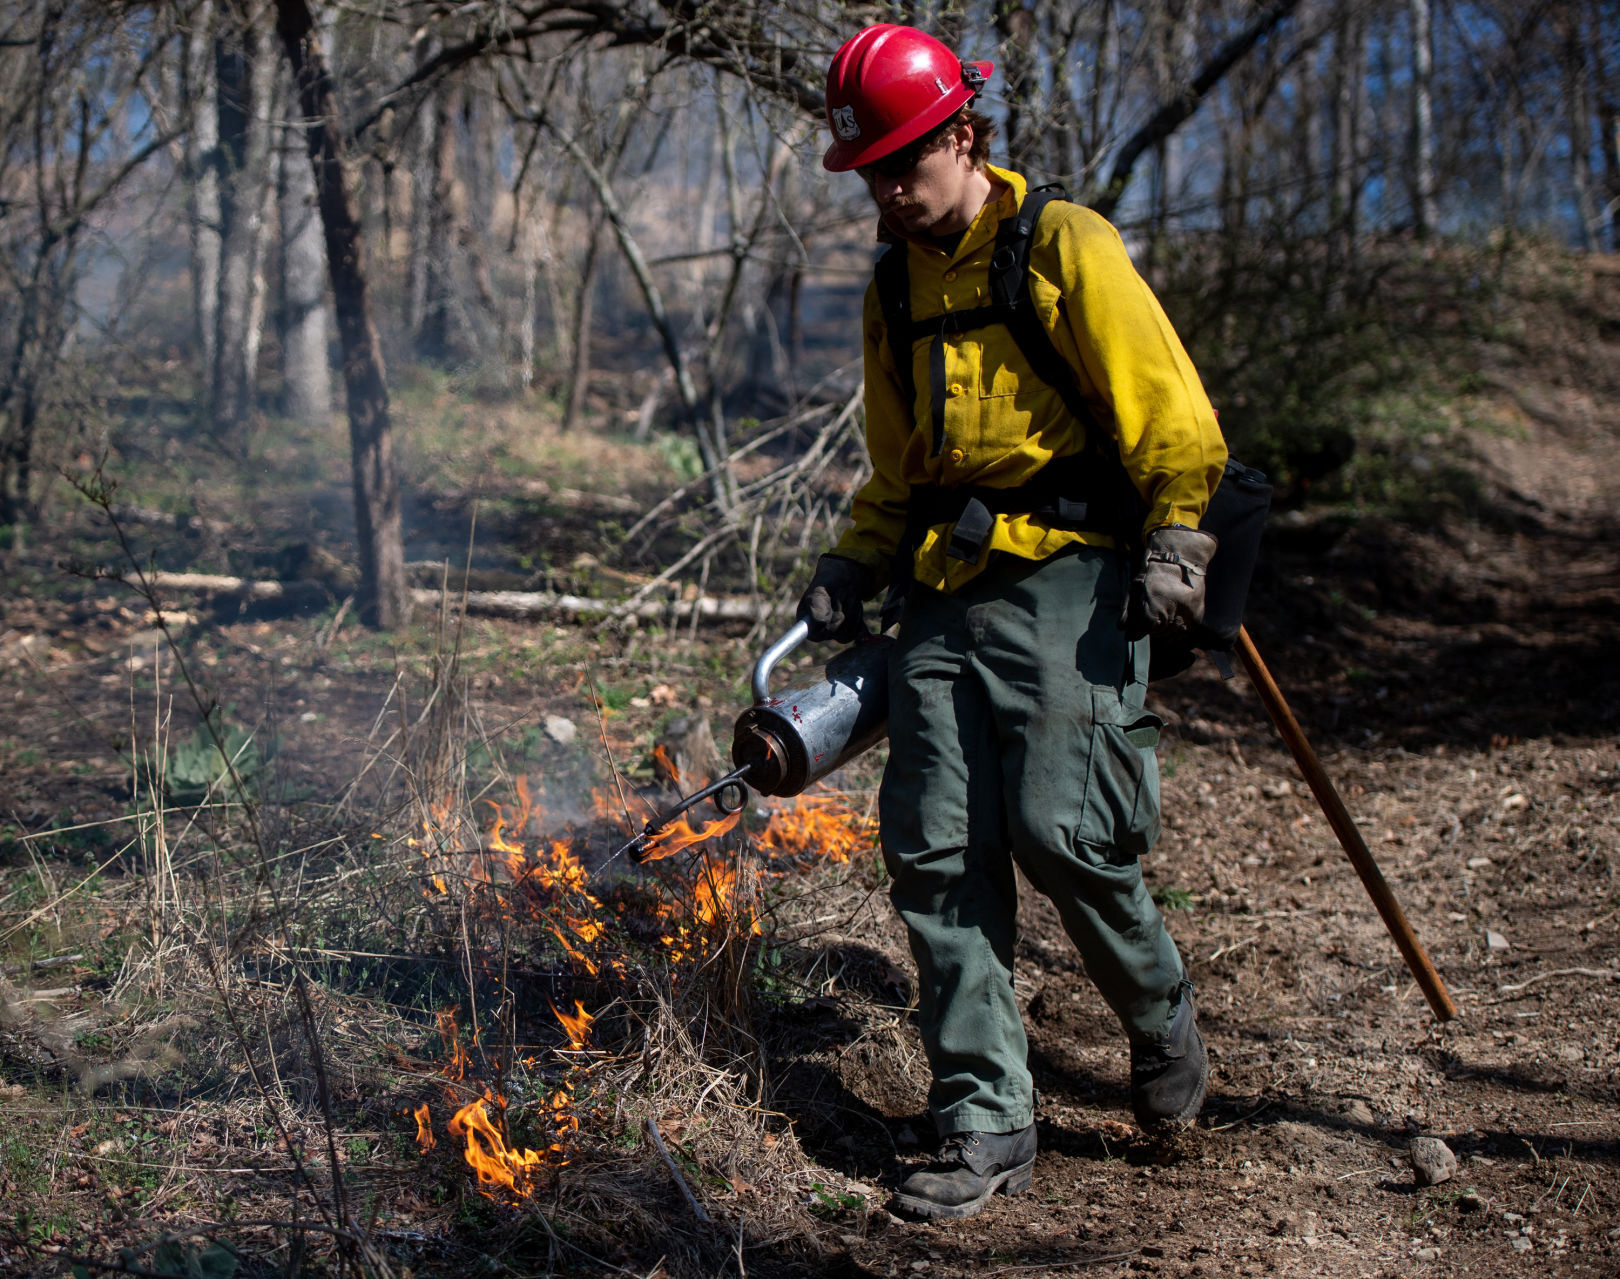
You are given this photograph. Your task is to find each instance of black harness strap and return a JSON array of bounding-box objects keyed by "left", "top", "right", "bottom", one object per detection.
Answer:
[{"left": 874, "top": 185, "right": 1146, "bottom": 566}]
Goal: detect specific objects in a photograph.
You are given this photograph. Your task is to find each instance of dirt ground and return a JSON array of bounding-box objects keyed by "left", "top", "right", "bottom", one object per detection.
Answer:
[{"left": 2, "top": 280, "right": 1618, "bottom": 1275}]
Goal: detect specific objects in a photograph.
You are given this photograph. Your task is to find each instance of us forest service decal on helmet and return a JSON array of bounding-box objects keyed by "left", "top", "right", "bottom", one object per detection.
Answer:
[{"left": 831, "top": 105, "right": 860, "bottom": 140}]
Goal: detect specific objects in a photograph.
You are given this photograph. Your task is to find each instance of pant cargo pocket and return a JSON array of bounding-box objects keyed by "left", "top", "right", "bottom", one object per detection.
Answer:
[{"left": 1078, "top": 688, "right": 1163, "bottom": 858}]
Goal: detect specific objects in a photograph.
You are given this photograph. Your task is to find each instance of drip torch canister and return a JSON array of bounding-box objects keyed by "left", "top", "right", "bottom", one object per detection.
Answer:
[
  {"left": 729, "top": 619, "right": 894, "bottom": 798},
  {"left": 615, "top": 622, "right": 894, "bottom": 862}
]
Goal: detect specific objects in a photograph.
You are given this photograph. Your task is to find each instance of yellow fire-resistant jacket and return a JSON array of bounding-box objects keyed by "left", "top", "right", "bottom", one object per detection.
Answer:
[{"left": 831, "top": 164, "right": 1227, "bottom": 595}]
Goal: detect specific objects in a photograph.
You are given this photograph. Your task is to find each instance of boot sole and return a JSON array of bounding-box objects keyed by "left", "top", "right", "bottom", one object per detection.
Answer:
[{"left": 892, "top": 1157, "right": 1035, "bottom": 1221}]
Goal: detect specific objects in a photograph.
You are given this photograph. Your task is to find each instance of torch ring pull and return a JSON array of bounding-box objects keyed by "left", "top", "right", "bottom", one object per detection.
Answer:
[{"left": 750, "top": 620, "right": 810, "bottom": 705}]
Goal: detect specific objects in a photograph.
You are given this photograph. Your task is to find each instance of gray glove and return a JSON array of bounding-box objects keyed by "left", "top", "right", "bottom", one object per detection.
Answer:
[
  {"left": 1128, "top": 525, "right": 1218, "bottom": 637},
  {"left": 796, "top": 554, "right": 875, "bottom": 643}
]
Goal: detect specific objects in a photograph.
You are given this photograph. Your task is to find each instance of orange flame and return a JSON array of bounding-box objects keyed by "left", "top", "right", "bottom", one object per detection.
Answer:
[
  {"left": 437, "top": 1007, "right": 473, "bottom": 1081},
  {"left": 552, "top": 1000, "right": 594, "bottom": 1049},
  {"left": 692, "top": 855, "right": 761, "bottom": 934},
  {"left": 651, "top": 743, "right": 680, "bottom": 783},
  {"left": 411, "top": 1102, "right": 436, "bottom": 1151},
  {"left": 638, "top": 808, "right": 742, "bottom": 862},
  {"left": 756, "top": 794, "right": 878, "bottom": 865},
  {"left": 548, "top": 925, "right": 600, "bottom": 976},
  {"left": 447, "top": 1093, "right": 549, "bottom": 1197}
]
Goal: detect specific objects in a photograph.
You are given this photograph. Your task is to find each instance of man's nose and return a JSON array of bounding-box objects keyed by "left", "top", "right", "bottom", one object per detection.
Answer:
[{"left": 873, "top": 174, "right": 904, "bottom": 203}]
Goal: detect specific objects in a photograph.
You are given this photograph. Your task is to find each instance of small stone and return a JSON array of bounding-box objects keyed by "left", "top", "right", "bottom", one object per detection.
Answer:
[
  {"left": 1344, "top": 1100, "right": 1376, "bottom": 1126},
  {"left": 543, "top": 714, "right": 577, "bottom": 745},
  {"left": 1510, "top": 1237, "right": 1532, "bottom": 1253},
  {"left": 896, "top": 1125, "right": 918, "bottom": 1146},
  {"left": 93, "top": 1138, "right": 119, "bottom": 1158},
  {"left": 1414, "top": 1248, "right": 1440, "bottom": 1261},
  {"left": 1557, "top": 1045, "right": 1584, "bottom": 1062},
  {"left": 1457, "top": 1192, "right": 1484, "bottom": 1212},
  {"left": 1485, "top": 930, "right": 1511, "bottom": 952},
  {"left": 1410, "top": 1136, "right": 1457, "bottom": 1186}
]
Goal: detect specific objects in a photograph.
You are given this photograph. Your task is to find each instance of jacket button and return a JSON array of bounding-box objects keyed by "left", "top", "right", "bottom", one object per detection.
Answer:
[
  {"left": 948, "top": 382, "right": 964, "bottom": 397},
  {"left": 949, "top": 448, "right": 965, "bottom": 464},
  {"left": 943, "top": 270, "right": 957, "bottom": 282}
]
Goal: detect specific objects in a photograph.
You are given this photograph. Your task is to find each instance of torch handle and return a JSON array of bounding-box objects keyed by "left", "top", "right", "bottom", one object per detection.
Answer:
[
  {"left": 751, "top": 619, "right": 811, "bottom": 704},
  {"left": 1235, "top": 627, "right": 1459, "bottom": 1022}
]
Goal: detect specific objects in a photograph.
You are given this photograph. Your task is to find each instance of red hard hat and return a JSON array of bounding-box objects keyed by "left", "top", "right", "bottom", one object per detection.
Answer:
[{"left": 822, "top": 24, "right": 993, "bottom": 172}]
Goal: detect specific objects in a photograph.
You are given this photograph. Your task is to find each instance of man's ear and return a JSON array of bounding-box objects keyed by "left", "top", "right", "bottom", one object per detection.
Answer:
[{"left": 954, "top": 123, "right": 974, "bottom": 158}]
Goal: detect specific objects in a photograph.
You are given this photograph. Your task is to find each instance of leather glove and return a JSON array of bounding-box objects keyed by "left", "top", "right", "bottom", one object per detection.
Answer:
[
  {"left": 796, "top": 554, "right": 875, "bottom": 643},
  {"left": 1128, "top": 525, "right": 1218, "bottom": 638}
]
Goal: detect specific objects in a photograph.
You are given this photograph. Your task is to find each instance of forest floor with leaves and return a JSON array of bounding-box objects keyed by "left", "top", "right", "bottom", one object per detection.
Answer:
[{"left": 0, "top": 255, "right": 1617, "bottom": 1278}]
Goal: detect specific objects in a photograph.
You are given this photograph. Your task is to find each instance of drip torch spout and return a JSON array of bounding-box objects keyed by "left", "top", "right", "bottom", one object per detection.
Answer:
[{"left": 614, "top": 765, "right": 753, "bottom": 864}]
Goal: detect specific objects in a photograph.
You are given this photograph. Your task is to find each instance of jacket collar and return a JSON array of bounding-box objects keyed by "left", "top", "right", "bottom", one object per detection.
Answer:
[{"left": 876, "top": 163, "right": 1027, "bottom": 261}]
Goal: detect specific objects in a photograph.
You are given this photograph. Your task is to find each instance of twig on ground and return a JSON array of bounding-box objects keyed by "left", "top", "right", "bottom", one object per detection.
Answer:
[
  {"left": 1497, "top": 968, "right": 1620, "bottom": 993},
  {"left": 644, "top": 1115, "right": 712, "bottom": 1225}
]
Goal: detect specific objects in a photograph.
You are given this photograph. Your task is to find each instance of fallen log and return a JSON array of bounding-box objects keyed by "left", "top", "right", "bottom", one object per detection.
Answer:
[{"left": 145, "top": 571, "right": 789, "bottom": 625}]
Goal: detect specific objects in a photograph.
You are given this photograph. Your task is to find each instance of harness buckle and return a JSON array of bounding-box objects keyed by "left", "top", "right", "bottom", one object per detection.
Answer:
[{"left": 946, "top": 497, "right": 994, "bottom": 563}]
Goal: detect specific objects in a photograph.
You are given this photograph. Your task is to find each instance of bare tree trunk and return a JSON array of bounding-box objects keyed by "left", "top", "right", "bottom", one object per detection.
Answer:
[
  {"left": 183, "top": 0, "right": 221, "bottom": 410},
  {"left": 1409, "top": 0, "right": 1437, "bottom": 237},
  {"left": 279, "top": 68, "right": 330, "bottom": 425},
  {"left": 417, "top": 78, "right": 459, "bottom": 361},
  {"left": 275, "top": 0, "right": 409, "bottom": 630},
  {"left": 215, "top": 4, "right": 278, "bottom": 431},
  {"left": 1562, "top": 6, "right": 1600, "bottom": 250},
  {"left": 995, "top": 1, "right": 1039, "bottom": 174},
  {"left": 1327, "top": 5, "right": 1367, "bottom": 307},
  {"left": 1330, "top": 7, "right": 1366, "bottom": 241},
  {"left": 1593, "top": 0, "right": 1620, "bottom": 250},
  {"left": 405, "top": 39, "right": 437, "bottom": 338},
  {"left": 562, "top": 215, "right": 604, "bottom": 433}
]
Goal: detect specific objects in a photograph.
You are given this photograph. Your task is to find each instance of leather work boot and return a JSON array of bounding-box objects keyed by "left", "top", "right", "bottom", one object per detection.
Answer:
[
  {"left": 1130, "top": 982, "right": 1209, "bottom": 1130},
  {"left": 893, "top": 1125, "right": 1037, "bottom": 1221}
]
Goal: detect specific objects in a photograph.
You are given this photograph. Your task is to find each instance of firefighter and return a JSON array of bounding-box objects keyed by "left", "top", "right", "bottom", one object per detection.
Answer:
[{"left": 797, "top": 24, "right": 1228, "bottom": 1221}]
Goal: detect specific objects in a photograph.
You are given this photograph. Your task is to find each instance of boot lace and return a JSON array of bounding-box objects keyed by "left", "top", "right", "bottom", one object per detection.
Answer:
[{"left": 936, "top": 1133, "right": 982, "bottom": 1167}]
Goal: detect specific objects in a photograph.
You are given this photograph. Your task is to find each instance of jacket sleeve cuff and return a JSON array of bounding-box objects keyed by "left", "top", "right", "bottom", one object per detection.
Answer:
[{"left": 1146, "top": 503, "right": 1207, "bottom": 533}]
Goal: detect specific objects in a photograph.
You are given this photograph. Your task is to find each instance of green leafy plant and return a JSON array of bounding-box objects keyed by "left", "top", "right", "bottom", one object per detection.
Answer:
[
  {"left": 807, "top": 1182, "right": 865, "bottom": 1218},
  {"left": 1153, "top": 885, "right": 1197, "bottom": 912},
  {"left": 163, "top": 717, "right": 265, "bottom": 804}
]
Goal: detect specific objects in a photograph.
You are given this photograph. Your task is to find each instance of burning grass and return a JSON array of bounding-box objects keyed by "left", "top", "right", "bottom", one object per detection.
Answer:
[
  {"left": 0, "top": 495, "right": 898, "bottom": 1274},
  {"left": 0, "top": 627, "right": 889, "bottom": 1276}
]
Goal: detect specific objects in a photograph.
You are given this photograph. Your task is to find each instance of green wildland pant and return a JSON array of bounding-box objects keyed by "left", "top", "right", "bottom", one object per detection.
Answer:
[{"left": 881, "top": 546, "right": 1185, "bottom": 1136}]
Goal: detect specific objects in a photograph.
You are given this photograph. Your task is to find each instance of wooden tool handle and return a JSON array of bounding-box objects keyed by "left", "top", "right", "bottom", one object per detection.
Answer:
[{"left": 1235, "top": 627, "right": 1459, "bottom": 1021}]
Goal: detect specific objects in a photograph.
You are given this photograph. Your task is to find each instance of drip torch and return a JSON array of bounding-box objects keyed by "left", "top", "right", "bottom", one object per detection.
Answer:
[{"left": 617, "top": 620, "right": 893, "bottom": 861}]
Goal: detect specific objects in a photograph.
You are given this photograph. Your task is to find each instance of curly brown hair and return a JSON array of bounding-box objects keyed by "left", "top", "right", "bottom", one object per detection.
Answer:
[{"left": 913, "top": 106, "right": 997, "bottom": 170}]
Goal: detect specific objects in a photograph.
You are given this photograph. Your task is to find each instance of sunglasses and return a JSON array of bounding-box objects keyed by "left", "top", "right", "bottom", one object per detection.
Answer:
[{"left": 857, "top": 130, "right": 946, "bottom": 182}]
